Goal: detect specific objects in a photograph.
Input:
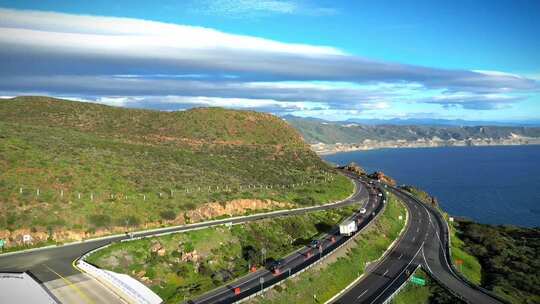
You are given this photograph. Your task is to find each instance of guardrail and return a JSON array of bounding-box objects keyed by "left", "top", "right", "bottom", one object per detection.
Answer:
[
  {"left": 232, "top": 179, "right": 386, "bottom": 304},
  {"left": 397, "top": 189, "right": 510, "bottom": 304},
  {"left": 381, "top": 264, "right": 420, "bottom": 304}
]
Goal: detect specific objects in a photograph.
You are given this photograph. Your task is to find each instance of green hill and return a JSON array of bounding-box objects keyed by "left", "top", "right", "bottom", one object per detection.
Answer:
[{"left": 0, "top": 96, "right": 351, "bottom": 246}]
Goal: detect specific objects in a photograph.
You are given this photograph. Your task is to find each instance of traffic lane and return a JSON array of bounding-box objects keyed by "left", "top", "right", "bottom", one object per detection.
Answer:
[
  {"left": 421, "top": 207, "right": 501, "bottom": 304},
  {"left": 396, "top": 188, "right": 502, "bottom": 304},
  {"left": 333, "top": 185, "right": 431, "bottom": 304},
  {"left": 192, "top": 182, "right": 377, "bottom": 303},
  {"left": 0, "top": 179, "right": 367, "bottom": 282}
]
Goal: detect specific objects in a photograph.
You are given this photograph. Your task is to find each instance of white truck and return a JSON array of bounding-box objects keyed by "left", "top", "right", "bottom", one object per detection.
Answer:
[{"left": 339, "top": 220, "right": 358, "bottom": 236}]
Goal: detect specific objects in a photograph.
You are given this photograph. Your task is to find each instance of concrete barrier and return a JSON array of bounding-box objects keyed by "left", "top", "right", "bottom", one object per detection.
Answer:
[{"left": 77, "top": 260, "right": 162, "bottom": 304}]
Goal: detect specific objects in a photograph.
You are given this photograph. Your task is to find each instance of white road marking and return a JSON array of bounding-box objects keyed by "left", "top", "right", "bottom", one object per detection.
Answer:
[
  {"left": 416, "top": 227, "right": 419, "bottom": 233},
  {"left": 357, "top": 289, "right": 369, "bottom": 299},
  {"left": 398, "top": 253, "right": 403, "bottom": 260},
  {"left": 383, "top": 269, "right": 389, "bottom": 276},
  {"left": 412, "top": 237, "right": 416, "bottom": 242},
  {"left": 422, "top": 246, "right": 434, "bottom": 274},
  {"left": 369, "top": 241, "right": 425, "bottom": 304}
]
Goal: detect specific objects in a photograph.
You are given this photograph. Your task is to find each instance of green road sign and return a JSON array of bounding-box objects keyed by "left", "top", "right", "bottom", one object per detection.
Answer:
[
  {"left": 410, "top": 276, "right": 426, "bottom": 286},
  {"left": 0, "top": 239, "right": 4, "bottom": 248}
]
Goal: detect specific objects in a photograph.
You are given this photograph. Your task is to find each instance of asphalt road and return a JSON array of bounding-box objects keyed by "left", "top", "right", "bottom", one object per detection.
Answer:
[
  {"left": 401, "top": 189, "right": 505, "bottom": 304},
  {"left": 331, "top": 181, "right": 503, "bottom": 304},
  {"left": 0, "top": 174, "right": 505, "bottom": 304},
  {"left": 188, "top": 176, "right": 379, "bottom": 304},
  {"left": 0, "top": 176, "right": 368, "bottom": 304}
]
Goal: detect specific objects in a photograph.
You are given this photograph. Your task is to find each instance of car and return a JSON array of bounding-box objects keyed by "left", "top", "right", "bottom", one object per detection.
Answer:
[
  {"left": 359, "top": 208, "right": 367, "bottom": 214},
  {"left": 268, "top": 259, "right": 284, "bottom": 271},
  {"left": 309, "top": 240, "right": 321, "bottom": 248}
]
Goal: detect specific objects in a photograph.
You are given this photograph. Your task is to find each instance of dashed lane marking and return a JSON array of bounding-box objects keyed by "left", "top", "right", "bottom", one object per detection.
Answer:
[{"left": 357, "top": 289, "right": 369, "bottom": 300}]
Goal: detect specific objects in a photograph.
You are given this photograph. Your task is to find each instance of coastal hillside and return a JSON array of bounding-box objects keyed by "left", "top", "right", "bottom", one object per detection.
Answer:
[
  {"left": 0, "top": 96, "right": 351, "bottom": 247},
  {"left": 285, "top": 116, "right": 540, "bottom": 152}
]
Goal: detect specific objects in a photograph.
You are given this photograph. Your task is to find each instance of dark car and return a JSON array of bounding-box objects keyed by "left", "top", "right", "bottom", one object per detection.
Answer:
[
  {"left": 268, "top": 259, "right": 284, "bottom": 271},
  {"left": 309, "top": 240, "right": 321, "bottom": 248}
]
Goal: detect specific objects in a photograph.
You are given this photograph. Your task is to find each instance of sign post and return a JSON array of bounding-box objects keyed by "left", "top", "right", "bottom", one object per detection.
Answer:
[
  {"left": 259, "top": 277, "right": 264, "bottom": 291},
  {"left": 455, "top": 259, "right": 463, "bottom": 272}
]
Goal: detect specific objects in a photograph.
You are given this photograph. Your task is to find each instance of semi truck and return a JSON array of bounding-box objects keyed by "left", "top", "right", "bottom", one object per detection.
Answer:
[{"left": 339, "top": 220, "right": 358, "bottom": 236}]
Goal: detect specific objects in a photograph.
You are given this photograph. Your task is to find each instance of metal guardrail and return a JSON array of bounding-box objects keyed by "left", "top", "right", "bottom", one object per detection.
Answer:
[
  {"left": 237, "top": 180, "right": 386, "bottom": 304},
  {"left": 187, "top": 178, "right": 382, "bottom": 303},
  {"left": 381, "top": 265, "right": 420, "bottom": 304},
  {"left": 398, "top": 189, "right": 510, "bottom": 304}
]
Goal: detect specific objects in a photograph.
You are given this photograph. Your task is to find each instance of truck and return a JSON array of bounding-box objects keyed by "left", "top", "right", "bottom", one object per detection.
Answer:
[{"left": 339, "top": 220, "right": 357, "bottom": 236}]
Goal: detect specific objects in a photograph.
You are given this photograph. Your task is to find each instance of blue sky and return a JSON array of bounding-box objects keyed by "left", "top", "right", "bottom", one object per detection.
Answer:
[{"left": 0, "top": 0, "right": 539, "bottom": 121}]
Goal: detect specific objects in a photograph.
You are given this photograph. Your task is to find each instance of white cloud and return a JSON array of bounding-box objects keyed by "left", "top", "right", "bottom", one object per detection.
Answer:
[
  {"left": 0, "top": 8, "right": 537, "bottom": 116},
  {"left": 191, "top": 0, "right": 338, "bottom": 17}
]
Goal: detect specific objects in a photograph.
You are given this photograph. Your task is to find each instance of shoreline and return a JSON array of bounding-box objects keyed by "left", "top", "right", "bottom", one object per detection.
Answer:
[{"left": 313, "top": 140, "right": 540, "bottom": 155}]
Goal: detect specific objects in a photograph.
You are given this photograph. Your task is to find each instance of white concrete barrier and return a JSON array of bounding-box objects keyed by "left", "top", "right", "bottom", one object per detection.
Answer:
[{"left": 77, "top": 260, "right": 162, "bottom": 304}]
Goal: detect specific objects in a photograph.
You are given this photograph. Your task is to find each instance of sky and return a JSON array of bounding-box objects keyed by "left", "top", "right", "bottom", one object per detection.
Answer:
[{"left": 0, "top": 0, "right": 539, "bottom": 122}]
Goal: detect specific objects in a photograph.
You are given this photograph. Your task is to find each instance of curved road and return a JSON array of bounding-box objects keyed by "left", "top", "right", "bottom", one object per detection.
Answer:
[
  {"left": 332, "top": 179, "right": 503, "bottom": 304},
  {"left": 188, "top": 176, "right": 381, "bottom": 304},
  {"left": 0, "top": 177, "right": 367, "bottom": 303},
  {"left": 0, "top": 174, "right": 505, "bottom": 304}
]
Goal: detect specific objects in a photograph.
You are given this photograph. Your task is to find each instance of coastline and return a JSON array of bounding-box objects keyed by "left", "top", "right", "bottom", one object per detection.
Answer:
[{"left": 312, "top": 137, "right": 540, "bottom": 155}]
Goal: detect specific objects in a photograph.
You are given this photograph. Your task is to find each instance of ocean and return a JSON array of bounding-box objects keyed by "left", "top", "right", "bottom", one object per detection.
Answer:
[{"left": 323, "top": 145, "right": 540, "bottom": 227}]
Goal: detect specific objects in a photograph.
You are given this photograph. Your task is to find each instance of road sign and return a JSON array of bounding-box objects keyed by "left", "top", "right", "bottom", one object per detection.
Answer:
[
  {"left": 410, "top": 276, "right": 426, "bottom": 286},
  {"left": 455, "top": 259, "right": 463, "bottom": 265},
  {"left": 234, "top": 287, "right": 241, "bottom": 295},
  {"left": 0, "top": 239, "right": 4, "bottom": 248}
]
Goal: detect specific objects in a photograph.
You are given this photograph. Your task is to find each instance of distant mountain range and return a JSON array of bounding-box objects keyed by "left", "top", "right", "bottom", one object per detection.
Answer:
[
  {"left": 282, "top": 115, "right": 540, "bottom": 153},
  {"left": 282, "top": 115, "right": 540, "bottom": 127}
]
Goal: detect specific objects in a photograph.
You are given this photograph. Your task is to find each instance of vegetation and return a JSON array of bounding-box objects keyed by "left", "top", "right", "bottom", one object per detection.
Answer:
[
  {"left": 449, "top": 221, "right": 482, "bottom": 285},
  {"left": 453, "top": 220, "right": 540, "bottom": 304},
  {"left": 86, "top": 206, "right": 357, "bottom": 303},
  {"left": 391, "top": 268, "right": 466, "bottom": 304},
  {"left": 285, "top": 115, "right": 540, "bottom": 144},
  {"left": 0, "top": 96, "right": 352, "bottom": 241},
  {"left": 248, "top": 193, "right": 406, "bottom": 304}
]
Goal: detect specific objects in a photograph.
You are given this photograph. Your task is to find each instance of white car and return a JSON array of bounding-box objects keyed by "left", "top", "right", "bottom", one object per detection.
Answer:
[{"left": 360, "top": 208, "right": 367, "bottom": 214}]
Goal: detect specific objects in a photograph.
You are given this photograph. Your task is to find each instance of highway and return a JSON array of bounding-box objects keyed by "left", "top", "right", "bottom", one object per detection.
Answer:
[
  {"left": 0, "top": 177, "right": 367, "bottom": 303},
  {"left": 331, "top": 180, "right": 504, "bottom": 304},
  {"left": 0, "top": 173, "right": 506, "bottom": 304},
  {"left": 188, "top": 176, "right": 381, "bottom": 304}
]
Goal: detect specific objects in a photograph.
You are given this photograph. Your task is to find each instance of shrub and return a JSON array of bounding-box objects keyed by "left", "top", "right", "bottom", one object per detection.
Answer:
[
  {"left": 160, "top": 210, "right": 177, "bottom": 221},
  {"left": 88, "top": 214, "right": 112, "bottom": 228}
]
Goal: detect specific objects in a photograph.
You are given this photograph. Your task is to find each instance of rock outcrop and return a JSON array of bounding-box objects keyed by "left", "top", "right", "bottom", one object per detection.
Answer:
[
  {"left": 368, "top": 171, "right": 397, "bottom": 186},
  {"left": 0, "top": 199, "right": 289, "bottom": 248},
  {"left": 340, "top": 162, "right": 366, "bottom": 176}
]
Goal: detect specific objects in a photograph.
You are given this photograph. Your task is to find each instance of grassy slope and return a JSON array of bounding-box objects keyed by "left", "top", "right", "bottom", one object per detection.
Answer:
[
  {"left": 0, "top": 96, "right": 352, "bottom": 236},
  {"left": 86, "top": 207, "right": 357, "bottom": 303},
  {"left": 449, "top": 222, "right": 482, "bottom": 285},
  {"left": 249, "top": 192, "right": 406, "bottom": 304}
]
